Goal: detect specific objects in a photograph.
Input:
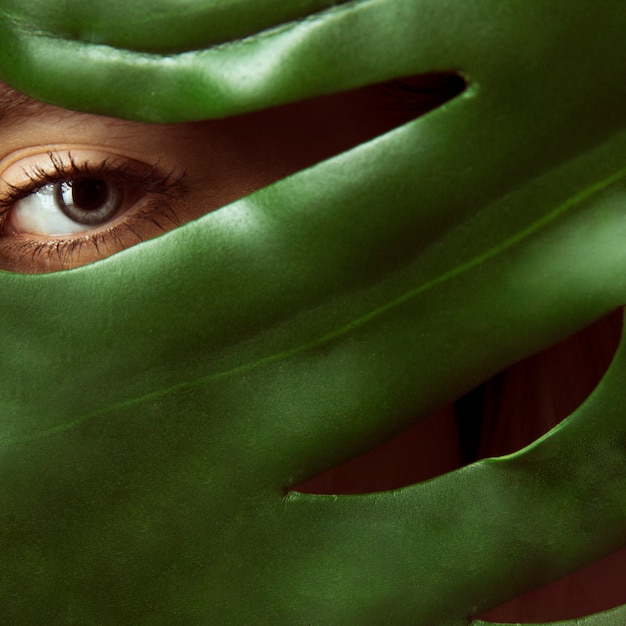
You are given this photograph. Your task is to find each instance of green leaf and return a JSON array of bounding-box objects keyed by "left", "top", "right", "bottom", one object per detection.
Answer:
[{"left": 0, "top": 0, "right": 625, "bottom": 623}]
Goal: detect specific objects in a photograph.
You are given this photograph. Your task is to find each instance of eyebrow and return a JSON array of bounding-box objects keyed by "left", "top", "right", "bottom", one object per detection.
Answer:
[{"left": 0, "top": 82, "right": 60, "bottom": 123}]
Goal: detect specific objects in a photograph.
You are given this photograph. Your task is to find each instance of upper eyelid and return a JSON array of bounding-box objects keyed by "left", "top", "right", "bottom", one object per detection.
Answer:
[{"left": 0, "top": 151, "right": 188, "bottom": 212}]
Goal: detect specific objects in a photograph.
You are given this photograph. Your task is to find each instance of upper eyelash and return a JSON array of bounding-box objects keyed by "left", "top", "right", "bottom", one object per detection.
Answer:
[{"left": 0, "top": 152, "right": 187, "bottom": 216}]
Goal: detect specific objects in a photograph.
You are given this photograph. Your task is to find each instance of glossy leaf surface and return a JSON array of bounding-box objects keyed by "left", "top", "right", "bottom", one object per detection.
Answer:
[{"left": 0, "top": 1, "right": 625, "bottom": 624}]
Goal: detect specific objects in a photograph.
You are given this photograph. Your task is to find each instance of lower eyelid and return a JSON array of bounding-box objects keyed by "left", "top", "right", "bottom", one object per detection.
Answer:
[{"left": 0, "top": 194, "right": 180, "bottom": 273}]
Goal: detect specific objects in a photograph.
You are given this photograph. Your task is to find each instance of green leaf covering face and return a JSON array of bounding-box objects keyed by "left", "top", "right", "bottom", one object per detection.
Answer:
[{"left": 0, "top": 1, "right": 625, "bottom": 624}]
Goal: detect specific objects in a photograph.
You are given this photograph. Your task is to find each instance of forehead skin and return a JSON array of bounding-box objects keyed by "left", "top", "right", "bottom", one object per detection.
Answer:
[
  {"left": 0, "top": 82, "right": 50, "bottom": 121},
  {"left": 0, "top": 1, "right": 626, "bottom": 625}
]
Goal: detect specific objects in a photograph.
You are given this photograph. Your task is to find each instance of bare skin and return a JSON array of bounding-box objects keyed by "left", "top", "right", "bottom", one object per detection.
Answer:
[{"left": 0, "top": 79, "right": 446, "bottom": 273}]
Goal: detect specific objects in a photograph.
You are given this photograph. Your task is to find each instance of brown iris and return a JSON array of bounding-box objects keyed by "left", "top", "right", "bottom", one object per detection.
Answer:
[{"left": 55, "top": 179, "right": 123, "bottom": 225}]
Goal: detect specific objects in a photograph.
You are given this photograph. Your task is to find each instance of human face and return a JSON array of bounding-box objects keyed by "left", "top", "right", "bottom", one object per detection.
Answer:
[{"left": 0, "top": 76, "right": 460, "bottom": 273}]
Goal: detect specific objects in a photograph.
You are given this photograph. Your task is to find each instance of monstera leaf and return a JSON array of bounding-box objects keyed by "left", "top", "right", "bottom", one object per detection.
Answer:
[{"left": 0, "top": 0, "right": 625, "bottom": 624}]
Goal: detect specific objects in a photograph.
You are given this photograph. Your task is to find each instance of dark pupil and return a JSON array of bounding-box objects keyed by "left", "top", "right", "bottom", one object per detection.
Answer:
[{"left": 71, "top": 179, "right": 109, "bottom": 212}]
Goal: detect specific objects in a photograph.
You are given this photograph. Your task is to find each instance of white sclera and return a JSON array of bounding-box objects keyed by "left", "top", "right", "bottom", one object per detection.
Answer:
[{"left": 11, "top": 184, "right": 103, "bottom": 235}]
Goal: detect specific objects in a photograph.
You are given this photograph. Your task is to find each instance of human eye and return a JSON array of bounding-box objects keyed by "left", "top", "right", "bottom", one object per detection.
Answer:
[{"left": 0, "top": 150, "right": 186, "bottom": 273}]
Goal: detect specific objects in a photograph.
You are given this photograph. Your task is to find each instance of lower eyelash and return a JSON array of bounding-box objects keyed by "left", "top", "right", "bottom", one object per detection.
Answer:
[{"left": 0, "top": 199, "right": 180, "bottom": 272}]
